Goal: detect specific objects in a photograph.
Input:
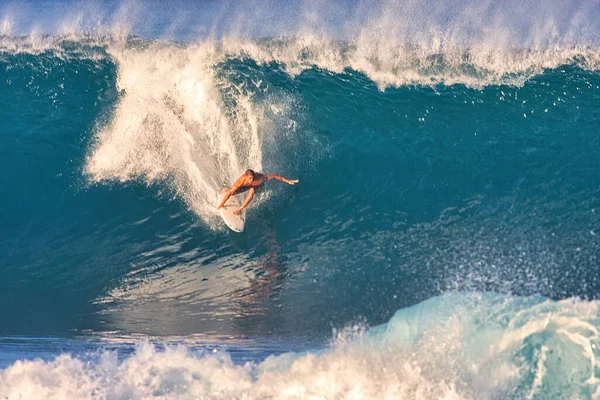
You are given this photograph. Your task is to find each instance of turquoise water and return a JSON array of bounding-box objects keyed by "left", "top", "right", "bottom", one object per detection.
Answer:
[{"left": 1, "top": 0, "right": 600, "bottom": 398}]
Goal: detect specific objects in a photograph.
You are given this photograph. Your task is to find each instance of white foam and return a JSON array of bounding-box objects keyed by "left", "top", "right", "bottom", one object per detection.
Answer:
[
  {"left": 216, "top": 35, "right": 600, "bottom": 89},
  {"left": 1, "top": 293, "right": 599, "bottom": 399},
  {"left": 84, "top": 40, "right": 290, "bottom": 227}
]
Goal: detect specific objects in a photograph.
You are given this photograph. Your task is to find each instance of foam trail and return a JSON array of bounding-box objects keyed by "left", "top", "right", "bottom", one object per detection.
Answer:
[{"left": 85, "top": 41, "right": 279, "bottom": 226}]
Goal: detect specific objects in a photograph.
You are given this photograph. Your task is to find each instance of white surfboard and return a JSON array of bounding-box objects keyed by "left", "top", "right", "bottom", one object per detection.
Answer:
[{"left": 218, "top": 187, "right": 246, "bottom": 233}]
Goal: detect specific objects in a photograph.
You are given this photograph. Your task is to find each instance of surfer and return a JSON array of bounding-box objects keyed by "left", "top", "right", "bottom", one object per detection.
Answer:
[{"left": 217, "top": 169, "right": 299, "bottom": 215}]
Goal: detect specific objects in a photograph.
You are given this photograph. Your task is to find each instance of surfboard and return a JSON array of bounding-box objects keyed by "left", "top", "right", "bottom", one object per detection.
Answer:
[{"left": 218, "top": 187, "right": 246, "bottom": 233}]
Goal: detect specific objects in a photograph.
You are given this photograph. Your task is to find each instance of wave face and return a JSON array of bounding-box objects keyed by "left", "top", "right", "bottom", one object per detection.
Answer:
[
  {"left": 1, "top": 293, "right": 599, "bottom": 399},
  {"left": 1, "top": 33, "right": 599, "bottom": 338}
]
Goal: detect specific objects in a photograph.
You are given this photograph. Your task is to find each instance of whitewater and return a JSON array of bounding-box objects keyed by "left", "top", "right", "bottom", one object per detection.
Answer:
[{"left": 0, "top": 0, "right": 599, "bottom": 398}]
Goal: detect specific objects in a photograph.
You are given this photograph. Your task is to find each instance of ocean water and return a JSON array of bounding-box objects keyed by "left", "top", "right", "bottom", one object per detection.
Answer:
[{"left": 1, "top": 0, "right": 600, "bottom": 398}]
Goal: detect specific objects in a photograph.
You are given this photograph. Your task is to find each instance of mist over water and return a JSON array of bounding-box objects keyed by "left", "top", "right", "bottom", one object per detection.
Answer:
[{"left": 2, "top": 0, "right": 600, "bottom": 44}]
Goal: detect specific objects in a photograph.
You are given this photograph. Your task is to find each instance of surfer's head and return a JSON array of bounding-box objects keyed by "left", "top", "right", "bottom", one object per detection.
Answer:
[{"left": 245, "top": 169, "right": 255, "bottom": 178}]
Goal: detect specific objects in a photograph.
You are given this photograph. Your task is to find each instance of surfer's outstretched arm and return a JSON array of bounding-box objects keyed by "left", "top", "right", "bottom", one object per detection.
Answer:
[
  {"left": 234, "top": 187, "right": 255, "bottom": 215},
  {"left": 265, "top": 174, "right": 299, "bottom": 185}
]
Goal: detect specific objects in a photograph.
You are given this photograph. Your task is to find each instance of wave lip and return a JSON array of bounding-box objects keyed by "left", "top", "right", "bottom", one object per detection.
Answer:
[
  {"left": 2, "top": 32, "right": 600, "bottom": 88},
  {"left": 1, "top": 293, "right": 598, "bottom": 399}
]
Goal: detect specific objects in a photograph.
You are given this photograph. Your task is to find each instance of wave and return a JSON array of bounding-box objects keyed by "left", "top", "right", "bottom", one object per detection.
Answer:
[
  {"left": 1, "top": 293, "right": 599, "bottom": 399},
  {"left": 1, "top": 32, "right": 599, "bottom": 337},
  {"left": 2, "top": 33, "right": 594, "bottom": 228}
]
